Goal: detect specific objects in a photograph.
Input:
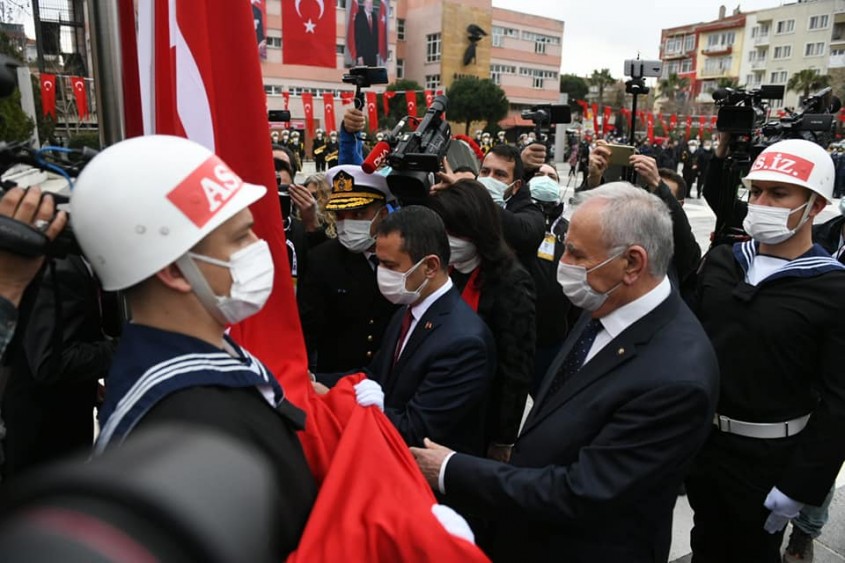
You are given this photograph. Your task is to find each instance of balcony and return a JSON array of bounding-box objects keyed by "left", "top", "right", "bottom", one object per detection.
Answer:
[
  {"left": 696, "top": 91, "right": 716, "bottom": 104},
  {"left": 663, "top": 50, "right": 686, "bottom": 60},
  {"left": 754, "top": 34, "right": 770, "bottom": 46},
  {"left": 832, "top": 24, "right": 845, "bottom": 43},
  {"left": 750, "top": 60, "right": 767, "bottom": 69},
  {"left": 830, "top": 54, "right": 845, "bottom": 68},
  {"left": 703, "top": 44, "right": 733, "bottom": 56},
  {"left": 700, "top": 67, "right": 731, "bottom": 78}
]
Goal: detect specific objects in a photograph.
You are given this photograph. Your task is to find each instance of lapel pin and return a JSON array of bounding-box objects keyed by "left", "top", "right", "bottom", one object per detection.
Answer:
[
  {"left": 617, "top": 347, "right": 625, "bottom": 356},
  {"left": 424, "top": 321, "right": 433, "bottom": 330}
]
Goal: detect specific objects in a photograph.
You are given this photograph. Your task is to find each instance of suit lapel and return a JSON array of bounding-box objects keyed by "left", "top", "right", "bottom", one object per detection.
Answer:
[
  {"left": 532, "top": 312, "right": 591, "bottom": 409},
  {"left": 522, "top": 292, "right": 681, "bottom": 436},
  {"left": 390, "top": 289, "right": 455, "bottom": 376}
]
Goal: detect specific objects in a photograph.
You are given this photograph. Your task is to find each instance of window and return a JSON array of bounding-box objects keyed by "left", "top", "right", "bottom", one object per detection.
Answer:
[
  {"left": 805, "top": 42, "right": 825, "bottom": 56},
  {"left": 752, "top": 24, "right": 770, "bottom": 38},
  {"left": 706, "top": 31, "right": 735, "bottom": 49},
  {"left": 264, "top": 85, "right": 283, "bottom": 95},
  {"left": 519, "top": 67, "right": 557, "bottom": 79},
  {"left": 681, "top": 58, "right": 693, "bottom": 73},
  {"left": 663, "top": 60, "right": 680, "bottom": 77},
  {"left": 490, "top": 64, "right": 516, "bottom": 84},
  {"left": 336, "top": 44, "right": 345, "bottom": 54},
  {"left": 665, "top": 36, "right": 682, "bottom": 54},
  {"left": 703, "top": 55, "right": 732, "bottom": 73},
  {"left": 832, "top": 48, "right": 845, "bottom": 57},
  {"left": 396, "top": 58, "right": 404, "bottom": 79},
  {"left": 808, "top": 15, "right": 829, "bottom": 30},
  {"left": 535, "top": 41, "right": 546, "bottom": 54},
  {"left": 775, "top": 19, "right": 795, "bottom": 34},
  {"left": 699, "top": 80, "right": 717, "bottom": 94},
  {"left": 266, "top": 36, "right": 281, "bottom": 48},
  {"left": 492, "top": 26, "right": 504, "bottom": 47},
  {"left": 684, "top": 34, "right": 695, "bottom": 52},
  {"left": 773, "top": 45, "right": 792, "bottom": 59},
  {"left": 746, "top": 74, "right": 761, "bottom": 87},
  {"left": 769, "top": 70, "right": 788, "bottom": 83},
  {"left": 397, "top": 19, "right": 405, "bottom": 41},
  {"left": 425, "top": 74, "right": 440, "bottom": 90},
  {"left": 426, "top": 33, "right": 441, "bottom": 63},
  {"left": 336, "top": 0, "right": 346, "bottom": 7},
  {"left": 522, "top": 31, "right": 560, "bottom": 45}
]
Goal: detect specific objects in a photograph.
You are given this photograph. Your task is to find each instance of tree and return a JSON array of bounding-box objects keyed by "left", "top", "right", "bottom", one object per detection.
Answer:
[
  {"left": 0, "top": 30, "right": 35, "bottom": 142},
  {"left": 588, "top": 68, "right": 615, "bottom": 128},
  {"left": 445, "top": 76, "right": 508, "bottom": 135},
  {"left": 658, "top": 73, "right": 690, "bottom": 113},
  {"left": 716, "top": 77, "right": 739, "bottom": 89},
  {"left": 378, "top": 79, "right": 425, "bottom": 130},
  {"left": 787, "top": 69, "right": 832, "bottom": 100},
  {"left": 559, "top": 74, "right": 588, "bottom": 102}
]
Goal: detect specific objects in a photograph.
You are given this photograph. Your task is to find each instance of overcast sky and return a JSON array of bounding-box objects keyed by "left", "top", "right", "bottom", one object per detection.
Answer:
[{"left": 492, "top": 0, "right": 788, "bottom": 78}]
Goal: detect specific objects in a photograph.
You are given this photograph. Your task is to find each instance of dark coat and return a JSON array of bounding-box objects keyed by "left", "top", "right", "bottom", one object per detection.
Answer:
[
  {"left": 813, "top": 214, "right": 844, "bottom": 259},
  {"left": 298, "top": 239, "right": 398, "bottom": 372},
  {"left": 443, "top": 291, "right": 719, "bottom": 563},
  {"left": 368, "top": 286, "right": 495, "bottom": 456},
  {"left": 354, "top": 7, "right": 379, "bottom": 65},
  {"left": 501, "top": 186, "right": 546, "bottom": 271}
]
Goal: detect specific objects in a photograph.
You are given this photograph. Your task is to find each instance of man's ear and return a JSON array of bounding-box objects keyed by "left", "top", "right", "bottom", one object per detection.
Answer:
[
  {"left": 622, "top": 245, "right": 648, "bottom": 284},
  {"left": 508, "top": 179, "right": 522, "bottom": 197},
  {"left": 809, "top": 194, "right": 827, "bottom": 217},
  {"left": 155, "top": 262, "right": 194, "bottom": 293},
  {"left": 424, "top": 254, "right": 441, "bottom": 277}
]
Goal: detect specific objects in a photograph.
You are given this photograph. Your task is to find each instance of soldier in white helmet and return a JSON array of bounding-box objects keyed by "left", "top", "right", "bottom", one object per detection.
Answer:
[
  {"left": 70, "top": 135, "right": 316, "bottom": 557},
  {"left": 686, "top": 139, "right": 845, "bottom": 563}
]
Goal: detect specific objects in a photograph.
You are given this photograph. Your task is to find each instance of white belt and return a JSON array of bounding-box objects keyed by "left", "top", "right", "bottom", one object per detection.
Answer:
[{"left": 713, "top": 413, "right": 811, "bottom": 439}]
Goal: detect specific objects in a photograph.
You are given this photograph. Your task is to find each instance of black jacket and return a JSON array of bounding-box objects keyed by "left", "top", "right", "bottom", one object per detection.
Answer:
[
  {"left": 812, "top": 214, "right": 844, "bottom": 259},
  {"left": 500, "top": 187, "right": 545, "bottom": 270},
  {"left": 298, "top": 239, "right": 398, "bottom": 372}
]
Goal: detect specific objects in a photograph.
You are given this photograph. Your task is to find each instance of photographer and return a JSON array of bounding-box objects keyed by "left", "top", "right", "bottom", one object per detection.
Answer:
[
  {"left": 0, "top": 186, "right": 67, "bottom": 356},
  {"left": 339, "top": 106, "right": 366, "bottom": 166},
  {"left": 686, "top": 139, "right": 845, "bottom": 563}
]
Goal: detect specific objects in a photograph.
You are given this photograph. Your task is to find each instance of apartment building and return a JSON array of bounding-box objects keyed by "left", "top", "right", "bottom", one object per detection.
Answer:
[{"left": 261, "top": 0, "right": 562, "bottom": 132}]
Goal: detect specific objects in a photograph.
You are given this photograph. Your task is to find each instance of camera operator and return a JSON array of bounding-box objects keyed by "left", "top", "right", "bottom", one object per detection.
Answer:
[
  {"left": 0, "top": 187, "right": 67, "bottom": 357},
  {"left": 339, "top": 106, "right": 366, "bottom": 165},
  {"left": 581, "top": 140, "right": 701, "bottom": 287},
  {"left": 686, "top": 139, "right": 845, "bottom": 563},
  {"left": 69, "top": 135, "right": 317, "bottom": 558}
]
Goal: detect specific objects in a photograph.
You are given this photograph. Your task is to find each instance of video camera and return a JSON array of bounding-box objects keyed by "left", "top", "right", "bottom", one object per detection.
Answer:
[
  {"left": 714, "top": 85, "right": 784, "bottom": 134},
  {"left": 521, "top": 104, "right": 571, "bottom": 155},
  {"left": 761, "top": 86, "right": 840, "bottom": 143},
  {"left": 342, "top": 66, "right": 389, "bottom": 110},
  {"left": 384, "top": 95, "right": 452, "bottom": 205}
]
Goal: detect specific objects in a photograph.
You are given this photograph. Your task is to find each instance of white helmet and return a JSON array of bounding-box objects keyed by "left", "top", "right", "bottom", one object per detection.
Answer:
[
  {"left": 71, "top": 135, "right": 266, "bottom": 290},
  {"left": 742, "top": 139, "right": 835, "bottom": 202}
]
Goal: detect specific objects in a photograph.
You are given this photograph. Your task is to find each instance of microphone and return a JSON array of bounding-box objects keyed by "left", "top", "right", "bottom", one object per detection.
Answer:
[
  {"left": 362, "top": 141, "right": 391, "bottom": 174},
  {"left": 711, "top": 88, "right": 733, "bottom": 102}
]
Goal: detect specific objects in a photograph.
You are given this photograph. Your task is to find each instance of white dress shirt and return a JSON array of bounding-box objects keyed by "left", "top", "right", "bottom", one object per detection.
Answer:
[{"left": 397, "top": 277, "right": 453, "bottom": 359}]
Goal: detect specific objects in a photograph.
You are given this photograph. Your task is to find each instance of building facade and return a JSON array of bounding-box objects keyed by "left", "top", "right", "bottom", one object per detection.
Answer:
[{"left": 261, "top": 0, "right": 562, "bottom": 135}]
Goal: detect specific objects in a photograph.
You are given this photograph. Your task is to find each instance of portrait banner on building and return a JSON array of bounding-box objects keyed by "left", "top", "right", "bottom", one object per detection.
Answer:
[
  {"left": 251, "top": 0, "right": 266, "bottom": 59},
  {"left": 282, "top": 0, "right": 336, "bottom": 67},
  {"left": 345, "top": 0, "right": 389, "bottom": 67}
]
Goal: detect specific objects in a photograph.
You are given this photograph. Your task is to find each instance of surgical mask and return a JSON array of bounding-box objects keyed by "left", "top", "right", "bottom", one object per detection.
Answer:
[
  {"left": 556, "top": 249, "right": 625, "bottom": 311},
  {"left": 528, "top": 175, "right": 561, "bottom": 205},
  {"left": 477, "top": 176, "right": 513, "bottom": 206},
  {"left": 179, "top": 239, "right": 275, "bottom": 325},
  {"left": 336, "top": 211, "right": 380, "bottom": 253},
  {"left": 448, "top": 236, "right": 481, "bottom": 274},
  {"left": 377, "top": 257, "right": 430, "bottom": 305},
  {"left": 742, "top": 198, "right": 813, "bottom": 245},
  {"left": 688, "top": 144, "right": 697, "bottom": 153}
]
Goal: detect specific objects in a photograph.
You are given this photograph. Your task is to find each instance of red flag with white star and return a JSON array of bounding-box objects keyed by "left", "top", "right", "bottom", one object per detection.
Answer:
[
  {"left": 71, "top": 76, "right": 89, "bottom": 120},
  {"left": 282, "top": 0, "right": 335, "bottom": 67},
  {"left": 39, "top": 73, "right": 56, "bottom": 119},
  {"left": 366, "top": 91, "right": 378, "bottom": 132},
  {"left": 302, "top": 92, "right": 316, "bottom": 137},
  {"left": 322, "top": 93, "right": 336, "bottom": 132},
  {"left": 405, "top": 90, "right": 417, "bottom": 118}
]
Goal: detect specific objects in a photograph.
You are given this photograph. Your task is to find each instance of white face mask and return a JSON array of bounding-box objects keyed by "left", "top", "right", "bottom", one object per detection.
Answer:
[
  {"left": 336, "top": 211, "right": 380, "bottom": 253},
  {"left": 477, "top": 176, "right": 514, "bottom": 207},
  {"left": 179, "top": 239, "right": 275, "bottom": 325},
  {"left": 742, "top": 198, "right": 813, "bottom": 245},
  {"left": 528, "top": 175, "right": 561, "bottom": 205},
  {"left": 556, "top": 249, "right": 625, "bottom": 311},
  {"left": 448, "top": 236, "right": 481, "bottom": 274},
  {"left": 377, "top": 257, "right": 430, "bottom": 305}
]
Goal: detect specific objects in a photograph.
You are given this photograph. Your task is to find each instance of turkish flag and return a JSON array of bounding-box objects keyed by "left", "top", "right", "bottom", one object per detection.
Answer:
[
  {"left": 657, "top": 114, "right": 669, "bottom": 135},
  {"left": 670, "top": 113, "right": 678, "bottom": 132},
  {"left": 424, "top": 89, "right": 434, "bottom": 108},
  {"left": 283, "top": 91, "right": 290, "bottom": 110},
  {"left": 382, "top": 90, "right": 396, "bottom": 116},
  {"left": 118, "top": 0, "right": 143, "bottom": 137},
  {"left": 39, "top": 73, "right": 56, "bottom": 119},
  {"left": 71, "top": 76, "right": 89, "bottom": 120},
  {"left": 282, "top": 0, "right": 335, "bottom": 67},
  {"left": 322, "top": 93, "right": 336, "bottom": 132},
  {"left": 699, "top": 115, "right": 706, "bottom": 134},
  {"left": 710, "top": 115, "right": 718, "bottom": 130},
  {"left": 405, "top": 90, "right": 417, "bottom": 118},
  {"left": 685, "top": 115, "right": 693, "bottom": 139},
  {"left": 591, "top": 103, "right": 599, "bottom": 134},
  {"left": 646, "top": 112, "right": 654, "bottom": 142},
  {"left": 302, "top": 92, "right": 315, "bottom": 137},
  {"left": 366, "top": 91, "right": 378, "bottom": 132},
  {"left": 602, "top": 106, "right": 612, "bottom": 134},
  {"left": 340, "top": 91, "right": 355, "bottom": 106}
]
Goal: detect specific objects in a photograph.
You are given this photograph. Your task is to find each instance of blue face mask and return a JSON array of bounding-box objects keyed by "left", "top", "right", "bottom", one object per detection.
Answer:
[
  {"left": 528, "top": 175, "right": 561, "bottom": 205},
  {"left": 477, "top": 176, "right": 513, "bottom": 206}
]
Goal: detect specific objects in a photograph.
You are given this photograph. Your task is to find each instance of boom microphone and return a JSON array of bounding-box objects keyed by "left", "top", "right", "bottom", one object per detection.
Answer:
[{"left": 362, "top": 141, "right": 391, "bottom": 174}]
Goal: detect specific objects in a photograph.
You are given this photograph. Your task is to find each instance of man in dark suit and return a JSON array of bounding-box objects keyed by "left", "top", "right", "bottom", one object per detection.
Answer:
[
  {"left": 298, "top": 165, "right": 398, "bottom": 372},
  {"left": 323, "top": 206, "right": 496, "bottom": 455},
  {"left": 412, "top": 182, "right": 719, "bottom": 563},
  {"left": 354, "top": 0, "right": 379, "bottom": 66}
]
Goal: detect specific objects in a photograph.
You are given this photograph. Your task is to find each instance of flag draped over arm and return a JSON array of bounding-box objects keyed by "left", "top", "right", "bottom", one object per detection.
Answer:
[{"left": 131, "top": 3, "right": 489, "bottom": 561}]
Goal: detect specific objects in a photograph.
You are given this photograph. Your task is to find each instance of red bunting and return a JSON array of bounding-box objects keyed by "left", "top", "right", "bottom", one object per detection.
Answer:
[
  {"left": 646, "top": 112, "right": 654, "bottom": 142},
  {"left": 340, "top": 91, "right": 355, "bottom": 106},
  {"left": 70, "top": 75, "right": 89, "bottom": 120},
  {"left": 602, "top": 106, "right": 612, "bottom": 134},
  {"left": 699, "top": 115, "right": 706, "bottom": 134},
  {"left": 405, "top": 90, "right": 417, "bottom": 118},
  {"left": 591, "top": 103, "right": 599, "bottom": 133},
  {"left": 710, "top": 115, "right": 718, "bottom": 130},
  {"left": 323, "top": 93, "right": 336, "bottom": 133},
  {"left": 282, "top": 91, "right": 290, "bottom": 110},
  {"left": 670, "top": 114, "right": 678, "bottom": 132},
  {"left": 685, "top": 116, "right": 692, "bottom": 139},
  {"left": 365, "top": 91, "right": 378, "bottom": 132},
  {"left": 382, "top": 90, "right": 396, "bottom": 116},
  {"left": 39, "top": 73, "right": 56, "bottom": 119},
  {"left": 657, "top": 114, "right": 669, "bottom": 135},
  {"left": 302, "top": 91, "right": 315, "bottom": 137},
  {"left": 424, "top": 89, "right": 434, "bottom": 108}
]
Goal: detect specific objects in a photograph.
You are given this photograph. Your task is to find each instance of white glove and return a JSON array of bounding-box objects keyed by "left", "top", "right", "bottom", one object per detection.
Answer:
[
  {"left": 431, "top": 504, "right": 475, "bottom": 544},
  {"left": 354, "top": 379, "right": 384, "bottom": 411},
  {"left": 763, "top": 487, "right": 804, "bottom": 534}
]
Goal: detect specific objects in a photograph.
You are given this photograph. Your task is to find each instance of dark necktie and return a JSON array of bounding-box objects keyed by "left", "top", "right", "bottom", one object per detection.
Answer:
[
  {"left": 546, "top": 318, "right": 603, "bottom": 398},
  {"left": 393, "top": 307, "right": 414, "bottom": 366},
  {"left": 368, "top": 255, "right": 379, "bottom": 271}
]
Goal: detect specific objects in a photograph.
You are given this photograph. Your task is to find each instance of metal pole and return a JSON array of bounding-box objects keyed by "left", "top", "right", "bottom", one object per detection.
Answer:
[
  {"left": 88, "top": 0, "right": 126, "bottom": 146},
  {"left": 31, "top": 0, "right": 45, "bottom": 72}
]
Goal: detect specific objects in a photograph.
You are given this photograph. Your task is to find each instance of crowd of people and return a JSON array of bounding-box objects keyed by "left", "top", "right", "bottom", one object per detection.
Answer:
[{"left": 0, "top": 98, "right": 843, "bottom": 563}]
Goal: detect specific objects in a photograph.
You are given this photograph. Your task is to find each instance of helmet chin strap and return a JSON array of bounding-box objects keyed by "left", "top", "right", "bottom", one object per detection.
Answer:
[
  {"left": 793, "top": 193, "right": 817, "bottom": 233},
  {"left": 175, "top": 254, "right": 229, "bottom": 326}
]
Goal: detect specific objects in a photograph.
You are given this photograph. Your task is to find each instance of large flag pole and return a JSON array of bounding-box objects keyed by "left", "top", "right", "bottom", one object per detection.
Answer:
[{"left": 88, "top": 0, "right": 126, "bottom": 146}]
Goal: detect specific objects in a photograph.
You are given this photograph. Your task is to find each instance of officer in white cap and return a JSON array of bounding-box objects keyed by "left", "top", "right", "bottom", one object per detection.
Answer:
[
  {"left": 71, "top": 135, "right": 316, "bottom": 557},
  {"left": 297, "top": 165, "right": 399, "bottom": 373},
  {"left": 687, "top": 139, "right": 845, "bottom": 563}
]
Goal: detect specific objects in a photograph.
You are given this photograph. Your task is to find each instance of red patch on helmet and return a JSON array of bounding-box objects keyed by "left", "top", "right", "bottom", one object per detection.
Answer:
[
  {"left": 750, "top": 151, "right": 815, "bottom": 182},
  {"left": 166, "top": 156, "right": 244, "bottom": 227}
]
